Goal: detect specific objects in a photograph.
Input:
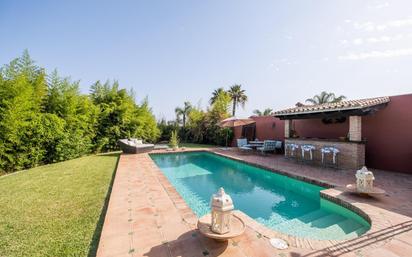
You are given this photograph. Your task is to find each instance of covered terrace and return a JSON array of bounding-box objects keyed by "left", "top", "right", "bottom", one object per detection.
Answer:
[{"left": 273, "top": 96, "right": 390, "bottom": 169}]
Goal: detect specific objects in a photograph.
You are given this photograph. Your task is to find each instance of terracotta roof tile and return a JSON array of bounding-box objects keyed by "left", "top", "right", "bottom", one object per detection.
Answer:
[{"left": 273, "top": 96, "right": 390, "bottom": 116}]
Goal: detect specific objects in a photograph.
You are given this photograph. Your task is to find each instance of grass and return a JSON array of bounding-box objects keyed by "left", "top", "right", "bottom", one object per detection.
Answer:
[
  {"left": 0, "top": 153, "right": 119, "bottom": 257},
  {"left": 180, "top": 143, "right": 217, "bottom": 148}
]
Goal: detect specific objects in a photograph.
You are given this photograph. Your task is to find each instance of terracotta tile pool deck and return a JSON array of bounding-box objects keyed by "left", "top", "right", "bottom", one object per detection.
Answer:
[{"left": 97, "top": 148, "right": 412, "bottom": 257}]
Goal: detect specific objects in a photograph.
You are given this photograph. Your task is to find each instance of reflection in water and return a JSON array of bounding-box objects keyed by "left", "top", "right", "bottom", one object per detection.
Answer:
[{"left": 151, "top": 152, "right": 322, "bottom": 220}]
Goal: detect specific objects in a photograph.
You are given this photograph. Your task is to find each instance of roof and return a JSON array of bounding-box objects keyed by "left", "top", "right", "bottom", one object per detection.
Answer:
[{"left": 274, "top": 96, "right": 390, "bottom": 119}]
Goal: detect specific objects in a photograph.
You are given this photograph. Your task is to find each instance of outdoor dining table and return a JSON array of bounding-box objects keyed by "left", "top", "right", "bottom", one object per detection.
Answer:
[
  {"left": 245, "top": 141, "right": 264, "bottom": 149},
  {"left": 249, "top": 141, "right": 264, "bottom": 144}
]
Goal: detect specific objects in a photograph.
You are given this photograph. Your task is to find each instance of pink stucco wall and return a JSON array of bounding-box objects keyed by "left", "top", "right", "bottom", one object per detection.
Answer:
[
  {"left": 294, "top": 119, "right": 349, "bottom": 139},
  {"left": 362, "top": 94, "right": 412, "bottom": 173},
  {"left": 232, "top": 116, "right": 284, "bottom": 146}
]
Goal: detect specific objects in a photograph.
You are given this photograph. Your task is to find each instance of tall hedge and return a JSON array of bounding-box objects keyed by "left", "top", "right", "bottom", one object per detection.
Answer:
[{"left": 0, "top": 50, "right": 159, "bottom": 173}]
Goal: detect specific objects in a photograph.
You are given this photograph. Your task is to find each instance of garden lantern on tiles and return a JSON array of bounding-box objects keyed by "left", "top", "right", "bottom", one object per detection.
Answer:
[
  {"left": 356, "top": 166, "right": 375, "bottom": 193},
  {"left": 210, "top": 187, "right": 234, "bottom": 234}
]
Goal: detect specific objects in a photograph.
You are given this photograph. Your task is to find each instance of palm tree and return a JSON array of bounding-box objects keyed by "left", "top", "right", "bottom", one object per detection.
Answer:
[
  {"left": 228, "top": 84, "right": 248, "bottom": 116},
  {"left": 305, "top": 91, "right": 346, "bottom": 105},
  {"left": 175, "top": 101, "right": 192, "bottom": 128},
  {"left": 253, "top": 108, "right": 273, "bottom": 116},
  {"left": 209, "top": 87, "right": 226, "bottom": 104}
]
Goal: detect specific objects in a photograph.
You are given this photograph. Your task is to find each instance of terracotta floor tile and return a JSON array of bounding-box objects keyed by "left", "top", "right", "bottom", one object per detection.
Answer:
[
  {"left": 97, "top": 234, "right": 131, "bottom": 257},
  {"left": 132, "top": 229, "right": 164, "bottom": 253},
  {"left": 168, "top": 236, "right": 205, "bottom": 257},
  {"left": 379, "top": 239, "right": 412, "bottom": 257},
  {"left": 140, "top": 243, "right": 170, "bottom": 257},
  {"left": 365, "top": 247, "right": 402, "bottom": 257}
]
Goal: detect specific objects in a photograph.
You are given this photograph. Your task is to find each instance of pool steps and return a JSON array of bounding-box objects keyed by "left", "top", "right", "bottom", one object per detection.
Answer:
[{"left": 269, "top": 210, "right": 367, "bottom": 240}]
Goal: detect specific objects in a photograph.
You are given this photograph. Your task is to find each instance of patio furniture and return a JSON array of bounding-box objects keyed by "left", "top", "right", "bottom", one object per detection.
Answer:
[
  {"left": 256, "top": 140, "right": 278, "bottom": 155},
  {"left": 274, "top": 140, "right": 283, "bottom": 153},
  {"left": 321, "top": 146, "right": 340, "bottom": 168},
  {"left": 117, "top": 139, "right": 154, "bottom": 154},
  {"left": 285, "top": 143, "right": 299, "bottom": 159},
  {"left": 237, "top": 138, "right": 252, "bottom": 152},
  {"left": 300, "top": 144, "right": 316, "bottom": 163}
]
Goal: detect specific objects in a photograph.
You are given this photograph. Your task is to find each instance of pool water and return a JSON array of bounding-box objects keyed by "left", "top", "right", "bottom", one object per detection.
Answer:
[{"left": 150, "top": 151, "right": 370, "bottom": 240}]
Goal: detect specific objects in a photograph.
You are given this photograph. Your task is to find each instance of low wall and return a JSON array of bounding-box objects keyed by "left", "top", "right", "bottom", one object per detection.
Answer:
[{"left": 285, "top": 138, "right": 365, "bottom": 170}]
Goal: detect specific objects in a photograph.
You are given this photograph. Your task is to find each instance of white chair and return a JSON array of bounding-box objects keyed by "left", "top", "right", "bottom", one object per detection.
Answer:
[
  {"left": 285, "top": 143, "right": 299, "bottom": 159},
  {"left": 237, "top": 138, "right": 252, "bottom": 152},
  {"left": 257, "top": 140, "right": 278, "bottom": 154},
  {"left": 321, "top": 146, "right": 340, "bottom": 168},
  {"left": 301, "top": 144, "right": 316, "bottom": 162}
]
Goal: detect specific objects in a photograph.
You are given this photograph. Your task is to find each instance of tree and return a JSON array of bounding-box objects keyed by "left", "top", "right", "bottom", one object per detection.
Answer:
[
  {"left": 228, "top": 84, "right": 247, "bottom": 116},
  {"left": 186, "top": 107, "right": 207, "bottom": 143},
  {"left": 253, "top": 108, "right": 273, "bottom": 116},
  {"left": 157, "top": 118, "right": 179, "bottom": 142},
  {"left": 164, "top": 89, "right": 232, "bottom": 146},
  {"left": 208, "top": 92, "right": 231, "bottom": 122},
  {"left": 90, "top": 80, "right": 159, "bottom": 151},
  {"left": 305, "top": 91, "right": 346, "bottom": 105},
  {"left": 205, "top": 91, "right": 232, "bottom": 145},
  {"left": 0, "top": 51, "right": 51, "bottom": 171},
  {"left": 175, "top": 101, "right": 192, "bottom": 128},
  {"left": 209, "top": 87, "right": 226, "bottom": 104},
  {"left": 45, "top": 70, "right": 98, "bottom": 162},
  {"left": 0, "top": 51, "right": 159, "bottom": 173}
]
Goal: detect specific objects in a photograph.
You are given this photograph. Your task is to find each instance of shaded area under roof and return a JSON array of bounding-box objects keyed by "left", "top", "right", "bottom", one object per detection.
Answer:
[{"left": 274, "top": 96, "right": 390, "bottom": 120}]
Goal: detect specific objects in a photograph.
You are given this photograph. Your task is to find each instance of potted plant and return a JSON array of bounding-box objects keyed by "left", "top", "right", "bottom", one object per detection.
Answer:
[
  {"left": 291, "top": 129, "right": 299, "bottom": 138},
  {"left": 169, "top": 130, "right": 179, "bottom": 150}
]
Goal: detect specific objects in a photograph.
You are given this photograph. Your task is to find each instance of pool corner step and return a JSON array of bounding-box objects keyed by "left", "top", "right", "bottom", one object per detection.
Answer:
[
  {"left": 309, "top": 214, "right": 346, "bottom": 228},
  {"left": 313, "top": 218, "right": 365, "bottom": 240}
]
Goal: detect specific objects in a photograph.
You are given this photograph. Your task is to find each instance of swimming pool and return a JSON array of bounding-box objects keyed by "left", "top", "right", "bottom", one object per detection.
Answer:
[{"left": 150, "top": 151, "right": 370, "bottom": 240}]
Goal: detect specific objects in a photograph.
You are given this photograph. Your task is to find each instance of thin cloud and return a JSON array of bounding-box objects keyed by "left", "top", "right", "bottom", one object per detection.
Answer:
[
  {"left": 339, "top": 48, "right": 412, "bottom": 60},
  {"left": 344, "top": 34, "right": 411, "bottom": 46},
  {"left": 354, "top": 18, "right": 412, "bottom": 31},
  {"left": 367, "top": 2, "right": 389, "bottom": 9},
  {"left": 353, "top": 38, "right": 364, "bottom": 45}
]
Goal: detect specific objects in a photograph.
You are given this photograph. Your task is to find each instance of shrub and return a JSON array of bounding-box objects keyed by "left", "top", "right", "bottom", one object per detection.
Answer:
[{"left": 169, "top": 130, "right": 179, "bottom": 149}]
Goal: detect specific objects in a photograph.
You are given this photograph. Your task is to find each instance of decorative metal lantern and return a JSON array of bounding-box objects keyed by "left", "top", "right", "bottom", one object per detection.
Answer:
[
  {"left": 210, "top": 187, "right": 234, "bottom": 234},
  {"left": 356, "top": 166, "right": 375, "bottom": 193}
]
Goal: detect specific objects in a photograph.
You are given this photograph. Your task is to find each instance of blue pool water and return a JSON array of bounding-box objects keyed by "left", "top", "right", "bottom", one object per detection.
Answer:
[{"left": 150, "top": 151, "right": 370, "bottom": 240}]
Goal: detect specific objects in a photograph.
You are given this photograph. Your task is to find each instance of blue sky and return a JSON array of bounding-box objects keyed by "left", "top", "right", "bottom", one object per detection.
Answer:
[{"left": 1, "top": 0, "right": 412, "bottom": 119}]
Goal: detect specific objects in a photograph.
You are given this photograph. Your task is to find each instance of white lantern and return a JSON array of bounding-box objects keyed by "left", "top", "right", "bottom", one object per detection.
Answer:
[
  {"left": 210, "top": 187, "right": 234, "bottom": 234},
  {"left": 356, "top": 166, "right": 375, "bottom": 193}
]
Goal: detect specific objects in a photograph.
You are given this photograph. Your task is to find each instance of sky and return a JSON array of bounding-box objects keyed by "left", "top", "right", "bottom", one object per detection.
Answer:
[{"left": 1, "top": 0, "right": 412, "bottom": 120}]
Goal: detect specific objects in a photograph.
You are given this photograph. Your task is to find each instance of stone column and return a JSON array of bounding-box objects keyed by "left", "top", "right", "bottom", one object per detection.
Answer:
[
  {"left": 284, "top": 120, "right": 293, "bottom": 138},
  {"left": 349, "top": 116, "right": 362, "bottom": 141}
]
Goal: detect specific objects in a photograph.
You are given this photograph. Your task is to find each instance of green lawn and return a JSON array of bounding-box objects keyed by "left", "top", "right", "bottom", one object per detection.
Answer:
[
  {"left": 180, "top": 143, "right": 217, "bottom": 148},
  {"left": 0, "top": 153, "right": 119, "bottom": 257}
]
